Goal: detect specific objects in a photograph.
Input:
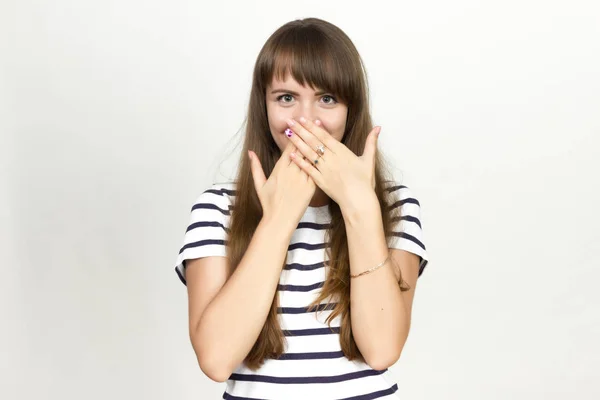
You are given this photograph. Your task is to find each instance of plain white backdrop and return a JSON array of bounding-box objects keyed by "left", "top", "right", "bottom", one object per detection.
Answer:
[{"left": 1, "top": 0, "right": 599, "bottom": 399}]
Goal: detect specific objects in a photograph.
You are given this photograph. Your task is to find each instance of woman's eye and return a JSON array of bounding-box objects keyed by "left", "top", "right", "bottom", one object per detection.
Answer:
[
  {"left": 322, "top": 95, "right": 338, "bottom": 104},
  {"left": 276, "top": 94, "right": 294, "bottom": 103}
]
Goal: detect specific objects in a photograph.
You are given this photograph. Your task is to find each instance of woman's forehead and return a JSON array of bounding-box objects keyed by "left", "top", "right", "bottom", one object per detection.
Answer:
[{"left": 267, "top": 74, "right": 321, "bottom": 92}]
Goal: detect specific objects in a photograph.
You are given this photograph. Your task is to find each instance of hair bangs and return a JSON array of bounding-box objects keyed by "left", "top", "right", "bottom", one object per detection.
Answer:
[{"left": 259, "top": 28, "right": 355, "bottom": 105}]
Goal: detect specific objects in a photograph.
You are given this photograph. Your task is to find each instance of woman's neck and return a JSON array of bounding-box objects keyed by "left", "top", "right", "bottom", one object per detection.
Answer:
[{"left": 309, "top": 187, "right": 329, "bottom": 207}]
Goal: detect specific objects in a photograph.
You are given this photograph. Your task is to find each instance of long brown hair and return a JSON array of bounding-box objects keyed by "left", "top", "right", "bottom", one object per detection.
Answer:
[{"left": 226, "top": 17, "right": 409, "bottom": 370}]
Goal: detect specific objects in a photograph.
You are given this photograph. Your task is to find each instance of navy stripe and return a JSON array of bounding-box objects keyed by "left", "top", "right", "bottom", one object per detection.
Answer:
[
  {"left": 297, "top": 220, "right": 332, "bottom": 230},
  {"left": 339, "top": 384, "right": 399, "bottom": 400},
  {"left": 229, "top": 368, "right": 386, "bottom": 384},
  {"left": 283, "top": 261, "right": 327, "bottom": 271},
  {"left": 278, "top": 281, "right": 324, "bottom": 292},
  {"left": 222, "top": 392, "right": 264, "bottom": 400},
  {"left": 178, "top": 238, "right": 227, "bottom": 255},
  {"left": 390, "top": 231, "right": 426, "bottom": 252},
  {"left": 283, "top": 327, "right": 340, "bottom": 336},
  {"left": 186, "top": 220, "right": 229, "bottom": 233},
  {"left": 278, "top": 303, "right": 337, "bottom": 314},
  {"left": 174, "top": 266, "right": 186, "bottom": 286},
  {"left": 205, "top": 187, "right": 236, "bottom": 196},
  {"left": 391, "top": 214, "right": 422, "bottom": 229},
  {"left": 389, "top": 196, "right": 420, "bottom": 209},
  {"left": 275, "top": 350, "right": 344, "bottom": 360},
  {"left": 191, "top": 202, "right": 231, "bottom": 216},
  {"left": 385, "top": 184, "right": 407, "bottom": 193},
  {"left": 288, "top": 241, "right": 328, "bottom": 251},
  {"left": 419, "top": 258, "right": 428, "bottom": 277}
]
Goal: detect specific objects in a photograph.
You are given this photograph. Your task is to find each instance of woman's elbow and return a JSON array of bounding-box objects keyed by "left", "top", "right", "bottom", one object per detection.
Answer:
[
  {"left": 196, "top": 351, "right": 232, "bottom": 383},
  {"left": 190, "top": 327, "right": 233, "bottom": 383}
]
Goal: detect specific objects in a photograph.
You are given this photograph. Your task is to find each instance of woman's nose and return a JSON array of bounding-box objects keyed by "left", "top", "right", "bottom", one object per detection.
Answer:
[{"left": 295, "top": 108, "right": 317, "bottom": 123}]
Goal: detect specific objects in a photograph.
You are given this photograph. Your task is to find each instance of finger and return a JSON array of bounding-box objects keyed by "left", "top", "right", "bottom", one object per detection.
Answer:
[
  {"left": 283, "top": 139, "right": 296, "bottom": 154},
  {"left": 273, "top": 141, "right": 297, "bottom": 173},
  {"left": 248, "top": 150, "right": 267, "bottom": 191},
  {"left": 290, "top": 152, "right": 324, "bottom": 188},
  {"left": 292, "top": 117, "right": 338, "bottom": 152},
  {"left": 285, "top": 127, "right": 320, "bottom": 165},
  {"left": 286, "top": 143, "right": 300, "bottom": 168},
  {"left": 362, "top": 126, "right": 381, "bottom": 160}
]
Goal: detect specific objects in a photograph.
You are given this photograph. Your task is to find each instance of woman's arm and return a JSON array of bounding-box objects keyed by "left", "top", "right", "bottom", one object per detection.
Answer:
[
  {"left": 187, "top": 215, "right": 296, "bottom": 382},
  {"left": 342, "top": 193, "right": 420, "bottom": 371}
]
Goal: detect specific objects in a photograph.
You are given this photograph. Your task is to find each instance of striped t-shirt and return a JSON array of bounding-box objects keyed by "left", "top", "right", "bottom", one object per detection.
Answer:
[{"left": 174, "top": 181, "right": 429, "bottom": 399}]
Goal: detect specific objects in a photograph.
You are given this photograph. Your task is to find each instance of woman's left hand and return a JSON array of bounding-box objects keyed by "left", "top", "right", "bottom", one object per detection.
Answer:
[{"left": 285, "top": 116, "right": 381, "bottom": 211}]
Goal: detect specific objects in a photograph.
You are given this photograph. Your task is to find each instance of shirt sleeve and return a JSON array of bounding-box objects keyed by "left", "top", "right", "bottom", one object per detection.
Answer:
[
  {"left": 174, "top": 183, "right": 233, "bottom": 286},
  {"left": 386, "top": 183, "right": 430, "bottom": 277}
]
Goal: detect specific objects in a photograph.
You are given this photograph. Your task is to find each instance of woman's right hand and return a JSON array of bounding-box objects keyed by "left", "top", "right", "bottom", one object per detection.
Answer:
[{"left": 248, "top": 141, "right": 316, "bottom": 227}]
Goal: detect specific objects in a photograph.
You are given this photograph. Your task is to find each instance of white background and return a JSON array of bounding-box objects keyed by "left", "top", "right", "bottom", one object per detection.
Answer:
[{"left": 1, "top": 0, "right": 599, "bottom": 399}]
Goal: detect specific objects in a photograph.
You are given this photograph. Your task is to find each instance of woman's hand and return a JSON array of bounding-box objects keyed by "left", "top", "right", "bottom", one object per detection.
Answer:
[
  {"left": 248, "top": 140, "right": 316, "bottom": 228},
  {"left": 284, "top": 117, "right": 381, "bottom": 211}
]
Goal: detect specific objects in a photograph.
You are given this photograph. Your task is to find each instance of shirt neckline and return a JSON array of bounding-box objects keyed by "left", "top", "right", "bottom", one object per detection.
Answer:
[{"left": 304, "top": 203, "right": 331, "bottom": 218}]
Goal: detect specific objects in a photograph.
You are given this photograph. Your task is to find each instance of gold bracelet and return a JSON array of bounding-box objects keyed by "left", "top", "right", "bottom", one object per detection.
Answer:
[{"left": 350, "top": 253, "right": 390, "bottom": 279}]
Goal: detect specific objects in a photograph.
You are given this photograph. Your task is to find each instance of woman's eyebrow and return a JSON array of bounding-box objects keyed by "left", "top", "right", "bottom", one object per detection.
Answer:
[{"left": 270, "top": 88, "right": 329, "bottom": 96}]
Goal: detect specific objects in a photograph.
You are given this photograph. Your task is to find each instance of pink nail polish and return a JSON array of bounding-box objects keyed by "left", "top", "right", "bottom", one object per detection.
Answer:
[{"left": 285, "top": 128, "right": 293, "bottom": 138}]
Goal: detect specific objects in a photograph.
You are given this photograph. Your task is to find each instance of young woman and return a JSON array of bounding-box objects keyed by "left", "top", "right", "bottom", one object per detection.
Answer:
[{"left": 174, "top": 17, "right": 429, "bottom": 399}]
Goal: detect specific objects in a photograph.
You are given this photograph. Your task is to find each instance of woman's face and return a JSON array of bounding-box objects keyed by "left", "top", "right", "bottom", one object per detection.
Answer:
[{"left": 266, "top": 74, "right": 348, "bottom": 153}]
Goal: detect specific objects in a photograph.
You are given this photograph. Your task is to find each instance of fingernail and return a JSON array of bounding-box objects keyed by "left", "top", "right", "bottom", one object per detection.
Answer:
[
  {"left": 299, "top": 116, "right": 306, "bottom": 123},
  {"left": 286, "top": 118, "right": 295, "bottom": 126},
  {"left": 285, "top": 128, "right": 293, "bottom": 138}
]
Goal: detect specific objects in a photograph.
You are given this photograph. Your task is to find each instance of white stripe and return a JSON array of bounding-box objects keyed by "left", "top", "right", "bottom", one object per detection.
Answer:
[
  {"left": 232, "top": 355, "right": 368, "bottom": 378},
  {"left": 279, "top": 310, "right": 341, "bottom": 331},
  {"left": 283, "top": 332, "right": 342, "bottom": 353}
]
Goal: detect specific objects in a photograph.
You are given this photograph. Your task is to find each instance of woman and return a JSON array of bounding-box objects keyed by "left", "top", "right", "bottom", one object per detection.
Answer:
[{"left": 174, "top": 17, "right": 429, "bottom": 399}]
